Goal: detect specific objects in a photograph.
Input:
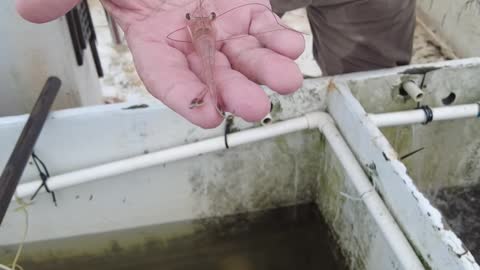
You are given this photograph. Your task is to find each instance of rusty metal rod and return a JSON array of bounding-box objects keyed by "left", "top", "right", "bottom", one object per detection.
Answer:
[{"left": 0, "top": 77, "right": 61, "bottom": 224}]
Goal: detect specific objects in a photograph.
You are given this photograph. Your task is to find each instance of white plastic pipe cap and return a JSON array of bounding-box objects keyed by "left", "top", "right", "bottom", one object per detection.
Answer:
[{"left": 402, "top": 81, "right": 424, "bottom": 102}]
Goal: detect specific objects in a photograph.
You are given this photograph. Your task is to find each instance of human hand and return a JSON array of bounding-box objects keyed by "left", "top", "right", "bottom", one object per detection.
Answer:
[{"left": 16, "top": 0, "right": 305, "bottom": 128}]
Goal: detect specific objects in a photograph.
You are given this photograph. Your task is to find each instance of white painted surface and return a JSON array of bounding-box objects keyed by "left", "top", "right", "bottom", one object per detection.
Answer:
[
  {"left": 328, "top": 82, "right": 480, "bottom": 270},
  {"left": 417, "top": 0, "right": 480, "bottom": 58},
  {"left": 0, "top": 1, "right": 102, "bottom": 117}
]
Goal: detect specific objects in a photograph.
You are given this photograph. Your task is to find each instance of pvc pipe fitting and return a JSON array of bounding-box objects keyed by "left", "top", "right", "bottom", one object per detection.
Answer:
[
  {"left": 402, "top": 81, "right": 424, "bottom": 102},
  {"left": 261, "top": 113, "right": 273, "bottom": 125}
]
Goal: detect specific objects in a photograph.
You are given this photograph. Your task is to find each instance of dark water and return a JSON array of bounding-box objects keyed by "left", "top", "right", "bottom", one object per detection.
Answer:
[
  {"left": 434, "top": 183, "right": 480, "bottom": 260},
  {"left": 18, "top": 203, "right": 347, "bottom": 270}
]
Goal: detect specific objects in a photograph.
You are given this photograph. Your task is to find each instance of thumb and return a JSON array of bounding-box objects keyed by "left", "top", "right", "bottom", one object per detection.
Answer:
[{"left": 16, "top": 0, "right": 82, "bottom": 23}]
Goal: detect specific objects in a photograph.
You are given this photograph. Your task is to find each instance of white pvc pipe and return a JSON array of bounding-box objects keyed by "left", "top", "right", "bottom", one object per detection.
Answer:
[
  {"left": 261, "top": 113, "right": 273, "bottom": 125},
  {"left": 307, "top": 113, "right": 424, "bottom": 270},
  {"left": 369, "top": 103, "right": 480, "bottom": 127},
  {"left": 402, "top": 81, "right": 424, "bottom": 102},
  {"left": 13, "top": 112, "right": 424, "bottom": 269},
  {"left": 15, "top": 117, "right": 310, "bottom": 199}
]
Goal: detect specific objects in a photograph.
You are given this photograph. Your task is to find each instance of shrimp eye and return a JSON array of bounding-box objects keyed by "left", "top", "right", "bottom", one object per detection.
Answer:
[
  {"left": 186, "top": 13, "right": 191, "bottom": 20},
  {"left": 210, "top": 12, "right": 216, "bottom": 20}
]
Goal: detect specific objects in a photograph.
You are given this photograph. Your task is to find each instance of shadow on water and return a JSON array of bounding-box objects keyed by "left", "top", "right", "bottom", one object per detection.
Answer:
[
  {"left": 434, "top": 183, "right": 480, "bottom": 260},
  {"left": 14, "top": 203, "right": 348, "bottom": 270}
]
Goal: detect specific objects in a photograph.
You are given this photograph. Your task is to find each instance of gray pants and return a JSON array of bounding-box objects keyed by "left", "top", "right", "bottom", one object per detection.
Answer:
[{"left": 271, "top": 0, "right": 416, "bottom": 75}]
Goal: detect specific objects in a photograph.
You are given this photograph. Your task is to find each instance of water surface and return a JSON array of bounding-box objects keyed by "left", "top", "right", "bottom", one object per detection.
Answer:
[{"left": 16, "top": 203, "right": 347, "bottom": 270}]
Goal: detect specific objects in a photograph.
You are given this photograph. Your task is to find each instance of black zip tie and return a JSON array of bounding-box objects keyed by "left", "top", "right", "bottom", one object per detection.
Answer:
[
  {"left": 224, "top": 115, "right": 234, "bottom": 149},
  {"left": 419, "top": 105, "right": 433, "bottom": 125},
  {"left": 31, "top": 152, "right": 57, "bottom": 206},
  {"left": 400, "top": 147, "right": 425, "bottom": 160}
]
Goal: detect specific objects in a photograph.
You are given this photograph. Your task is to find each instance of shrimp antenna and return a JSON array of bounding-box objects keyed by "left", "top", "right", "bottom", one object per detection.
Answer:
[
  {"left": 166, "top": 26, "right": 192, "bottom": 43},
  {"left": 214, "top": 3, "right": 308, "bottom": 36}
]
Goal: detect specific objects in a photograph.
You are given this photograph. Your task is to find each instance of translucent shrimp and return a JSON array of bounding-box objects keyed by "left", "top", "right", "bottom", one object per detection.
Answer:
[
  {"left": 184, "top": 0, "right": 224, "bottom": 116},
  {"left": 167, "top": 0, "right": 306, "bottom": 118}
]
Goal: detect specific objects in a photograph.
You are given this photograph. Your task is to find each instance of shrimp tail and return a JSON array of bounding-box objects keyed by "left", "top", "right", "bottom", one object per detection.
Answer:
[
  {"left": 189, "top": 87, "right": 225, "bottom": 117},
  {"left": 189, "top": 88, "right": 208, "bottom": 108},
  {"left": 216, "top": 96, "right": 226, "bottom": 116}
]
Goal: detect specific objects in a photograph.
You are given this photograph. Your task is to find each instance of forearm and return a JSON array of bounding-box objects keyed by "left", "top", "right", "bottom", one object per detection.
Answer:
[{"left": 16, "top": 0, "right": 81, "bottom": 23}]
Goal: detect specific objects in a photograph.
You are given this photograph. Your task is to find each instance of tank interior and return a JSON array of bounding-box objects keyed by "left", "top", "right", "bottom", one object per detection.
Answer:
[{"left": 348, "top": 64, "right": 480, "bottom": 260}]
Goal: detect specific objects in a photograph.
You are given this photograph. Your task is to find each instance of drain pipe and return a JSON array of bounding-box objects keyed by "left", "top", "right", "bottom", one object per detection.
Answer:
[
  {"left": 369, "top": 102, "right": 480, "bottom": 127},
  {"left": 14, "top": 112, "right": 423, "bottom": 269},
  {"left": 402, "top": 81, "right": 424, "bottom": 102}
]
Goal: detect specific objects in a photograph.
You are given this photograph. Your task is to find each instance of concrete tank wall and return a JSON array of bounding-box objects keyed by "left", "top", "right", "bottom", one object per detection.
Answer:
[
  {"left": 417, "top": 0, "right": 480, "bottom": 58},
  {"left": 0, "top": 1, "right": 102, "bottom": 117}
]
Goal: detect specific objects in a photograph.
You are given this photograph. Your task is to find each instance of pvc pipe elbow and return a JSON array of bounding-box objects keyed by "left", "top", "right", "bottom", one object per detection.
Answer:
[{"left": 305, "top": 112, "right": 334, "bottom": 131}]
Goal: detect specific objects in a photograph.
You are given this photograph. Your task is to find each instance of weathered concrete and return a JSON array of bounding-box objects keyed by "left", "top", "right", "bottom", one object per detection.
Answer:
[
  {"left": 0, "top": 1, "right": 102, "bottom": 117},
  {"left": 417, "top": 0, "right": 480, "bottom": 58},
  {"left": 340, "top": 62, "right": 480, "bottom": 269}
]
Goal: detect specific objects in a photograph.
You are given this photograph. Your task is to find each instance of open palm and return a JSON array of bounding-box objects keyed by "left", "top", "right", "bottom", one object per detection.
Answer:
[{"left": 16, "top": 0, "right": 305, "bottom": 128}]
